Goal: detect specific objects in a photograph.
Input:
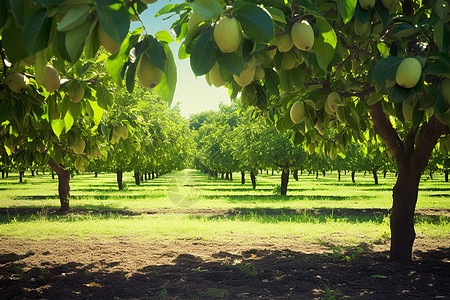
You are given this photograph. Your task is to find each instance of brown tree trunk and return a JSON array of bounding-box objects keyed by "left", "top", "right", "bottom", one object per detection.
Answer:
[
  {"left": 117, "top": 169, "right": 123, "bottom": 190},
  {"left": 280, "top": 168, "right": 289, "bottom": 196},
  {"left": 351, "top": 171, "right": 355, "bottom": 183},
  {"left": 19, "top": 170, "right": 24, "bottom": 183},
  {"left": 250, "top": 170, "right": 256, "bottom": 189},
  {"left": 338, "top": 170, "right": 341, "bottom": 181},
  {"left": 229, "top": 172, "right": 233, "bottom": 181},
  {"left": 372, "top": 168, "right": 379, "bottom": 185},
  {"left": 429, "top": 172, "right": 433, "bottom": 180},
  {"left": 134, "top": 171, "right": 141, "bottom": 186},
  {"left": 293, "top": 169, "right": 299, "bottom": 181},
  {"left": 241, "top": 171, "right": 245, "bottom": 184},
  {"left": 445, "top": 170, "right": 448, "bottom": 182},
  {"left": 48, "top": 158, "right": 71, "bottom": 212}
]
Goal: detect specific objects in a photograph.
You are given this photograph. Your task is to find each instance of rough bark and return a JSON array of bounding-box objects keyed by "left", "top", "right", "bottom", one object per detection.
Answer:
[
  {"left": 48, "top": 158, "right": 71, "bottom": 212},
  {"left": 370, "top": 101, "right": 446, "bottom": 262},
  {"left": 241, "top": 171, "right": 245, "bottom": 184},
  {"left": 372, "top": 168, "right": 379, "bottom": 185},
  {"left": 134, "top": 171, "right": 141, "bottom": 186},
  {"left": 117, "top": 170, "right": 123, "bottom": 190},
  {"left": 250, "top": 170, "right": 256, "bottom": 189},
  {"left": 19, "top": 170, "right": 24, "bottom": 183},
  {"left": 351, "top": 171, "right": 355, "bottom": 183},
  {"left": 293, "top": 170, "right": 299, "bottom": 181},
  {"left": 229, "top": 172, "right": 233, "bottom": 181},
  {"left": 280, "top": 168, "right": 289, "bottom": 196}
]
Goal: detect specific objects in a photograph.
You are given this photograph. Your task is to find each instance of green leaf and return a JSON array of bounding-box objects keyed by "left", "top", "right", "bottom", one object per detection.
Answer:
[
  {"left": 8, "top": 0, "right": 25, "bottom": 25},
  {"left": 235, "top": 3, "right": 274, "bottom": 44},
  {"left": 375, "top": 0, "right": 388, "bottom": 25},
  {"left": 64, "top": 109, "right": 74, "bottom": 132},
  {"left": 136, "top": 35, "right": 166, "bottom": 71},
  {"left": 65, "top": 19, "right": 91, "bottom": 62},
  {"left": 79, "top": 62, "right": 93, "bottom": 76},
  {"left": 96, "top": 83, "right": 113, "bottom": 109},
  {"left": 156, "top": 44, "right": 177, "bottom": 106},
  {"left": 217, "top": 50, "right": 244, "bottom": 76},
  {"left": 125, "top": 61, "right": 137, "bottom": 93},
  {"left": 35, "top": 49, "right": 47, "bottom": 85},
  {"left": 265, "top": 7, "right": 286, "bottom": 24},
  {"left": 289, "top": 67, "right": 305, "bottom": 89},
  {"left": 56, "top": 4, "right": 90, "bottom": 32},
  {"left": 105, "top": 27, "right": 142, "bottom": 86},
  {"left": 85, "top": 19, "right": 100, "bottom": 59},
  {"left": 87, "top": 100, "right": 104, "bottom": 127},
  {"left": 190, "top": 27, "right": 215, "bottom": 76},
  {"left": 2, "top": 22, "right": 29, "bottom": 64},
  {"left": 155, "top": 3, "right": 188, "bottom": 18},
  {"left": 189, "top": 0, "right": 224, "bottom": 20},
  {"left": 264, "top": 68, "right": 279, "bottom": 96},
  {"left": 51, "top": 119, "right": 65, "bottom": 137},
  {"left": 22, "top": 8, "right": 52, "bottom": 56},
  {"left": 95, "top": 0, "right": 130, "bottom": 44},
  {"left": 354, "top": 1, "right": 370, "bottom": 24},
  {"left": 370, "top": 56, "right": 403, "bottom": 84},
  {"left": 0, "top": 98, "right": 14, "bottom": 124},
  {"left": 313, "top": 18, "right": 337, "bottom": 72},
  {"left": 390, "top": 84, "right": 413, "bottom": 103},
  {"left": 336, "top": 0, "right": 356, "bottom": 24},
  {"left": 425, "top": 58, "right": 450, "bottom": 77},
  {"left": 155, "top": 30, "right": 175, "bottom": 44},
  {"left": 0, "top": 1, "right": 8, "bottom": 29},
  {"left": 36, "top": 0, "right": 66, "bottom": 5},
  {"left": 434, "top": 0, "right": 449, "bottom": 19},
  {"left": 377, "top": 42, "right": 389, "bottom": 58},
  {"left": 433, "top": 19, "right": 445, "bottom": 52},
  {"left": 276, "top": 112, "right": 294, "bottom": 133}
]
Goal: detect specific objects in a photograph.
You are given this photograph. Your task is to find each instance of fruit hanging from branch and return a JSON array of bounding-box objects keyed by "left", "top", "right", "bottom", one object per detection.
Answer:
[{"left": 214, "top": 16, "right": 242, "bottom": 53}]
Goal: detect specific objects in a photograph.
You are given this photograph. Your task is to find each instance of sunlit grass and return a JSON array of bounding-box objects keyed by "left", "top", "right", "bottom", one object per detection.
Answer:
[{"left": 0, "top": 169, "right": 448, "bottom": 245}]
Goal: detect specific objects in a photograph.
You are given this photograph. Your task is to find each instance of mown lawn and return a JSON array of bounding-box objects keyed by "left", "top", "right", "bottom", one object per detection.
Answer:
[{"left": 0, "top": 169, "right": 448, "bottom": 247}]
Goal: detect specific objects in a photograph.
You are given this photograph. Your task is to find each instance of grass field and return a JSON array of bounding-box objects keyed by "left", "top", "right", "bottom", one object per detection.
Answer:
[{"left": 1, "top": 169, "right": 449, "bottom": 247}]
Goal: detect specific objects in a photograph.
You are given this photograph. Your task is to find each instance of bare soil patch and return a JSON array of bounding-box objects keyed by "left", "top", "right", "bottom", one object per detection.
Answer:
[{"left": 0, "top": 236, "right": 448, "bottom": 299}]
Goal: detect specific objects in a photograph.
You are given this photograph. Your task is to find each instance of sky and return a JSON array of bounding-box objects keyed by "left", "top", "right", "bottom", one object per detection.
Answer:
[{"left": 131, "top": 1, "right": 231, "bottom": 119}]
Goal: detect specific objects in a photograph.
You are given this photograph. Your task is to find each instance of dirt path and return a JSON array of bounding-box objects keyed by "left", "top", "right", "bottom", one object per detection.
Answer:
[{"left": 0, "top": 236, "right": 448, "bottom": 299}]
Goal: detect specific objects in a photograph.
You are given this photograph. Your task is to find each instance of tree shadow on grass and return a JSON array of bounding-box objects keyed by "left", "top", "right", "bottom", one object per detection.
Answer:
[
  {"left": 215, "top": 194, "right": 376, "bottom": 202},
  {"left": 0, "top": 243, "right": 448, "bottom": 299}
]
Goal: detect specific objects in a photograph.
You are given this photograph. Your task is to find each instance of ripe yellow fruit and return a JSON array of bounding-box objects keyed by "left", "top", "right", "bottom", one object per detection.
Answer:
[
  {"left": 116, "top": 124, "right": 129, "bottom": 139},
  {"left": 69, "top": 87, "right": 85, "bottom": 103},
  {"left": 290, "top": 101, "right": 306, "bottom": 124},
  {"left": 233, "top": 67, "right": 255, "bottom": 87},
  {"left": 209, "top": 62, "right": 227, "bottom": 87},
  {"left": 359, "top": 0, "right": 375, "bottom": 10},
  {"left": 291, "top": 20, "right": 314, "bottom": 51},
  {"left": 254, "top": 66, "right": 265, "bottom": 81},
  {"left": 354, "top": 20, "right": 369, "bottom": 36},
  {"left": 441, "top": 78, "right": 450, "bottom": 106},
  {"left": 214, "top": 16, "right": 241, "bottom": 53},
  {"left": 6, "top": 72, "right": 28, "bottom": 93},
  {"left": 73, "top": 138, "right": 86, "bottom": 155},
  {"left": 395, "top": 57, "right": 422, "bottom": 89},
  {"left": 42, "top": 65, "right": 61, "bottom": 92},
  {"left": 276, "top": 32, "right": 293, "bottom": 52},
  {"left": 282, "top": 52, "right": 296, "bottom": 70},
  {"left": 188, "top": 12, "right": 205, "bottom": 31},
  {"left": 137, "top": 53, "right": 163, "bottom": 89},
  {"left": 381, "top": 0, "right": 398, "bottom": 9},
  {"left": 98, "top": 24, "right": 120, "bottom": 54}
]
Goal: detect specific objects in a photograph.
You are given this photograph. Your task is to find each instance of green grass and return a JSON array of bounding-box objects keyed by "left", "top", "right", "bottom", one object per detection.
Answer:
[{"left": 0, "top": 169, "right": 448, "bottom": 246}]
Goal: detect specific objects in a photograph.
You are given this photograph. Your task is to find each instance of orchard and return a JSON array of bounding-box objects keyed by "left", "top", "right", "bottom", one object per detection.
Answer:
[{"left": 0, "top": 0, "right": 449, "bottom": 268}]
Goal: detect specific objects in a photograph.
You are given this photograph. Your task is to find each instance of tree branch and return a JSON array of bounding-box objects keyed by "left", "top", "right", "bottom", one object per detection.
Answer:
[
  {"left": 369, "top": 101, "right": 403, "bottom": 161},
  {"left": 47, "top": 157, "right": 66, "bottom": 175}
]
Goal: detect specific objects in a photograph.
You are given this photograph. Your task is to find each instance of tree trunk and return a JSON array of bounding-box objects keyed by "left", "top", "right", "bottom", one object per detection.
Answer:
[
  {"left": 429, "top": 172, "right": 433, "bottom": 180},
  {"left": 117, "top": 169, "right": 123, "bottom": 190},
  {"left": 144, "top": 172, "right": 148, "bottom": 181},
  {"left": 221, "top": 172, "right": 225, "bottom": 179},
  {"left": 134, "top": 171, "right": 141, "bottom": 186},
  {"left": 95, "top": 171, "right": 98, "bottom": 178},
  {"left": 271, "top": 170, "right": 274, "bottom": 176},
  {"left": 31, "top": 170, "right": 35, "bottom": 177},
  {"left": 1, "top": 170, "right": 4, "bottom": 179},
  {"left": 445, "top": 170, "right": 448, "bottom": 182},
  {"left": 225, "top": 172, "right": 229, "bottom": 180},
  {"left": 372, "top": 168, "right": 379, "bottom": 185},
  {"left": 19, "top": 170, "right": 24, "bottom": 183},
  {"left": 51, "top": 171, "right": 55, "bottom": 179},
  {"left": 384, "top": 170, "right": 387, "bottom": 178},
  {"left": 338, "top": 170, "right": 341, "bottom": 181},
  {"left": 48, "top": 158, "right": 71, "bottom": 212},
  {"left": 152, "top": 171, "right": 155, "bottom": 179},
  {"left": 351, "top": 171, "right": 355, "bottom": 183},
  {"left": 229, "top": 172, "right": 233, "bottom": 181},
  {"left": 322, "top": 170, "right": 326, "bottom": 177},
  {"left": 293, "top": 169, "right": 298, "bottom": 181},
  {"left": 250, "top": 170, "right": 256, "bottom": 189},
  {"left": 280, "top": 168, "right": 289, "bottom": 196},
  {"left": 241, "top": 171, "right": 245, "bottom": 184}
]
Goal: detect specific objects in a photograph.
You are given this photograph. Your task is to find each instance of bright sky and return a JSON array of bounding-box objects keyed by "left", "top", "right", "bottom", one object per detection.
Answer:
[{"left": 132, "top": 1, "right": 231, "bottom": 119}]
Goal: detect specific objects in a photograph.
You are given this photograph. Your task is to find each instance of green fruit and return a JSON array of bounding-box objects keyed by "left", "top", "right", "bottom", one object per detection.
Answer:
[
  {"left": 308, "top": 143, "right": 315, "bottom": 155},
  {"left": 402, "top": 102, "right": 414, "bottom": 121},
  {"left": 69, "top": 87, "right": 85, "bottom": 103},
  {"left": 385, "top": 78, "right": 396, "bottom": 89},
  {"left": 233, "top": 67, "right": 255, "bottom": 87},
  {"left": 396, "top": 57, "right": 422, "bottom": 89},
  {"left": 315, "top": 118, "right": 325, "bottom": 135},
  {"left": 359, "top": 0, "right": 375, "bottom": 10},
  {"left": 282, "top": 52, "right": 296, "bottom": 70},
  {"left": 354, "top": 20, "right": 369, "bottom": 36},
  {"left": 441, "top": 78, "right": 450, "bottom": 106},
  {"left": 73, "top": 138, "right": 86, "bottom": 154},
  {"left": 116, "top": 124, "right": 129, "bottom": 139},
  {"left": 112, "top": 127, "right": 121, "bottom": 143},
  {"left": 426, "top": 107, "right": 434, "bottom": 118},
  {"left": 140, "top": 0, "right": 157, "bottom": 4},
  {"left": 291, "top": 20, "right": 314, "bottom": 51},
  {"left": 209, "top": 62, "right": 226, "bottom": 87},
  {"left": 381, "top": 0, "right": 398, "bottom": 9},
  {"left": 137, "top": 53, "right": 163, "bottom": 89},
  {"left": 276, "top": 32, "right": 293, "bottom": 52},
  {"left": 98, "top": 24, "right": 120, "bottom": 54},
  {"left": 6, "top": 72, "right": 28, "bottom": 93},
  {"left": 290, "top": 101, "right": 306, "bottom": 124},
  {"left": 326, "top": 92, "right": 340, "bottom": 114},
  {"left": 329, "top": 146, "right": 338, "bottom": 160},
  {"left": 74, "top": 157, "right": 85, "bottom": 173},
  {"left": 188, "top": 12, "right": 205, "bottom": 31},
  {"left": 42, "top": 65, "right": 61, "bottom": 92},
  {"left": 214, "top": 16, "right": 241, "bottom": 53},
  {"left": 254, "top": 66, "right": 265, "bottom": 81},
  {"left": 266, "top": 48, "right": 277, "bottom": 59}
]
